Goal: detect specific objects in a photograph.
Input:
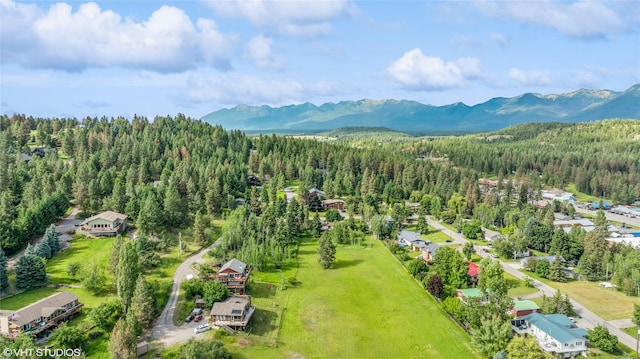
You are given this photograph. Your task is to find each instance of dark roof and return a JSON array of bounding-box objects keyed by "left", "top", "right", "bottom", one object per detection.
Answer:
[
  {"left": 211, "top": 296, "right": 250, "bottom": 316},
  {"left": 220, "top": 258, "right": 247, "bottom": 274}
]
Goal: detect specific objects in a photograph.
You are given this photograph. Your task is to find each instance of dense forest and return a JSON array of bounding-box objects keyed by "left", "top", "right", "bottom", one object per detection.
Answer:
[{"left": 1, "top": 115, "right": 639, "bottom": 294}]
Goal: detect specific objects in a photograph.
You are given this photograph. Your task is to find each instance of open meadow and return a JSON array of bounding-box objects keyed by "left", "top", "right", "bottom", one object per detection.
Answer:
[{"left": 227, "top": 238, "right": 480, "bottom": 359}]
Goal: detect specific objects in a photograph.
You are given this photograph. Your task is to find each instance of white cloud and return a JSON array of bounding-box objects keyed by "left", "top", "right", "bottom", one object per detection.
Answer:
[
  {"left": 387, "top": 48, "right": 483, "bottom": 91},
  {"left": 478, "top": 1, "right": 625, "bottom": 39},
  {"left": 204, "top": 0, "right": 356, "bottom": 37},
  {"left": 246, "top": 35, "right": 285, "bottom": 70},
  {"left": 490, "top": 32, "right": 509, "bottom": 48},
  {"left": 184, "top": 74, "right": 343, "bottom": 106},
  {"left": 0, "top": 0, "right": 236, "bottom": 72},
  {"left": 508, "top": 68, "right": 552, "bottom": 86}
]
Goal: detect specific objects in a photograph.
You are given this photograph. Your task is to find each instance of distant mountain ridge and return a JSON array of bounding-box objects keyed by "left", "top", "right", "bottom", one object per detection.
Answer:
[{"left": 201, "top": 84, "right": 640, "bottom": 133}]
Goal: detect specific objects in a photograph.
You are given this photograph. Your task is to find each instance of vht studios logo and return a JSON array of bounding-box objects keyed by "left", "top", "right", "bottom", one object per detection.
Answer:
[{"left": 3, "top": 348, "right": 83, "bottom": 357}]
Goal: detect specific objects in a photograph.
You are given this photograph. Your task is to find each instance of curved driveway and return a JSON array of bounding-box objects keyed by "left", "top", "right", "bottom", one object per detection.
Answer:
[
  {"left": 151, "top": 238, "right": 221, "bottom": 348},
  {"left": 427, "top": 217, "right": 638, "bottom": 351}
]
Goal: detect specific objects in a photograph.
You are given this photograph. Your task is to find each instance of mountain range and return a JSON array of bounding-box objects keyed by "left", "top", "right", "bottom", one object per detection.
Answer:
[{"left": 201, "top": 84, "right": 640, "bottom": 133}]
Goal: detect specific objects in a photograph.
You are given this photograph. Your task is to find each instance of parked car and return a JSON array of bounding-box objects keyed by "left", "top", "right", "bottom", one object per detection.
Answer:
[
  {"left": 194, "top": 324, "right": 210, "bottom": 334},
  {"left": 184, "top": 315, "right": 194, "bottom": 323},
  {"left": 445, "top": 239, "right": 452, "bottom": 243},
  {"left": 491, "top": 253, "right": 498, "bottom": 258},
  {"left": 193, "top": 315, "right": 203, "bottom": 322},
  {"left": 192, "top": 308, "right": 203, "bottom": 316}
]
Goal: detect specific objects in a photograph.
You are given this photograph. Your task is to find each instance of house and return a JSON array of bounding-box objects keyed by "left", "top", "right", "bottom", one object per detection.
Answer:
[
  {"left": 509, "top": 300, "right": 540, "bottom": 325},
  {"left": 456, "top": 288, "right": 484, "bottom": 304},
  {"left": 588, "top": 201, "right": 611, "bottom": 210},
  {"left": 483, "top": 228, "right": 503, "bottom": 242},
  {"left": 0, "top": 291, "right": 83, "bottom": 339},
  {"left": 468, "top": 262, "right": 479, "bottom": 285},
  {"left": 322, "top": 199, "right": 345, "bottom": 211},
  {"left": 524, "top": 313, "right": 588, "bottom": 358},
  {"left": 76, "top": 211, "right": 128, "bottom": 237},
  {"left": 398, "top": 230, "right": 440, "bottom": 257},
  {"left": 214, "top": 258, "right": 250, "bottom": 294},
  {"left": 194, "top": 298, "right": 206, "bottom": 309},
  {"left": 308, "top": 188, "right": 325, "bottom": 197},
  {"left": 210, "top": 296, "right": 256, "bottom": 330}
]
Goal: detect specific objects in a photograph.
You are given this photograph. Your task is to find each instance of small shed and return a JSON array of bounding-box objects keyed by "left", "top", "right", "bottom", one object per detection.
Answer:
[
  {"left": 194, "top": 298, "right": 206, "bottom": 309},
  {"left": 137, "top": 341, "right": 149, "bottom": 356}
]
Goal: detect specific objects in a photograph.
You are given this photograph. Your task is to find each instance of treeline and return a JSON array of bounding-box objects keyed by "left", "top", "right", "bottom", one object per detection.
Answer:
[
  {"left": 413, "top": 119, "right": 640, "bottom": 204},
  {"left": 0, "top": 113, "right": 475, "bottom": 254}
]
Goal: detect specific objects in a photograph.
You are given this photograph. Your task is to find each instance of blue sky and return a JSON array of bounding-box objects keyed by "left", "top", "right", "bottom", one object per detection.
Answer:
[{"left": 1, "top": 0, "right": 639, "bottom": 120}]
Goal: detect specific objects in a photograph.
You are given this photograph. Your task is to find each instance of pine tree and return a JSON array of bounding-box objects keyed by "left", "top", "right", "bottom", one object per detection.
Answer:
[
  {"left": 129, "top": 275, "right": 156, "bottom": 331},
  {"left": 16, "top": 254, "right": 47, "bottom": 290},
  {"left": 0, "top": 248, "right": 8, "bottom": 291},
  {"left": 193, "top": 211, "right": 207, "bottom": 246},
  {"left": 317, "top": 232, "right": 336, "bottom": 269},
  {"left": 108, "top": 318, "right": 137, "bottom": 359},
  {"left": 548, "top": 257, "right": 566, "bottom": 282}
]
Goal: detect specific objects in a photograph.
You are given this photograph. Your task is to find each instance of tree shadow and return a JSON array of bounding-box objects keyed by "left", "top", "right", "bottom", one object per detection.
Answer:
[{"left": 331, "top": 259, "right": 363, "bottom": 269}]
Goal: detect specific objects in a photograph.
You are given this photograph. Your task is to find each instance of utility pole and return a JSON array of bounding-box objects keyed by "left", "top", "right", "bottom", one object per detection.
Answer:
[{"left": 178, "top": 232, "right": 182, "bottom": 258}]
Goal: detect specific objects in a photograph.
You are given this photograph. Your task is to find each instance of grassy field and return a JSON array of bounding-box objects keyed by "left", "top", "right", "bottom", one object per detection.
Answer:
[
  {"left": 46, "top": 236, "right": 115, "bottom": 285},
  {"left": 228, "top": 238, "right": 480, "bottom": 359},
  {"left": 521, "top": 271, "right": 640, "bottom": 320}
]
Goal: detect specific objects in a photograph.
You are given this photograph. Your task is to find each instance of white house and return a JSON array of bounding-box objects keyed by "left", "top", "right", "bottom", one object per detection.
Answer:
[
  {"left": 524, "top": 313, "right": 588, "bottom": 358},
  {"left": 76, "top": 211, "right": 128, "bottom": 237}
]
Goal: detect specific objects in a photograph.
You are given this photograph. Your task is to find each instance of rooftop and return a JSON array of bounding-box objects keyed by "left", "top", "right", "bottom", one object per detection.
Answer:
[
  {"left": 219, "top": 258, "right": 247, "bottom": 274},
  {"left": 83, "top": 210, "right": 127, "bottom": 223},
  {"left": 526, "top": 313, "right": 587, "bottom": 343},
  {"left": 513, "top": 300, "right": 539, "bottom": 311}
]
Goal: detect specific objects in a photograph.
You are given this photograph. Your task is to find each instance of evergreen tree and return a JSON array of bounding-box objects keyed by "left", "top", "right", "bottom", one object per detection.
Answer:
[
  {"left": 311, "top": 213, "right": 322, "bottom": 236},
  {"left": 548, "top": 257, "right": 566, "bottom": 282},
  {"left": 108, "top": 318, "right": 137, "bottom": 359},
  {"left": 136, "top": 192, "right": 161, "bottom": 235},
  {"left": 44, "top": 224, "right": 61, "bottom": 253},
  {"left": 317, "top": 232, "right": 336, "bottom": 269},
  {"left": 0, "top": 248, "right": 8, "bottom": 291},
  {"left": 417, "top": 216, "right": 429, "bottom": 234},
  {"left": 163, "top": 184, "right": 186, "bottom": 228},
  {"left": 129, "top": 275, "right": 156, "bottom": 331},
  {"left": 116, "top": 241, "right": 140, "bottom": 309},
  {"left": 463, "top": 242, "right": 474, "bottom": 260},
  {"left": 193, "top": 211, "right": 207, "bottom": 246},
  {"left": 35, "top": 240, "right": 51, "bottom": 259},
  {"left": 15, "top": 254, "right": 47, "bottom": 290}
]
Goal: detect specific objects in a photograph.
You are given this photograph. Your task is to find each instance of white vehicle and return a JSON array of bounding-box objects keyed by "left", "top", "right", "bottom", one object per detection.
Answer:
[{"left": 194, "top": 324, "right": 210, "bottom": 334}]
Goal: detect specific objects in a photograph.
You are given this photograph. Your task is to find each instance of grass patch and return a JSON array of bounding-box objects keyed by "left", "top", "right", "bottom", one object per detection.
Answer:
[
  {"left": 420, "top": 229, "right": 451, "bottom": 243},
  {"left": 230, "top": 238, "right": 480, "bottom": 358},
  {"left": 622, "top": 326, "right": 638, "bottom": 338},
  {"left": 520, "top": 270, "right": 640, "bottom": 320},
  {"left": 566, "top": 183, "right": 603, "bottom": 203},
  {"left": 46, "top": 236, "right": 114, "bottom": 286},
  {"left": 0, "top": 287, "right": 58, "bottom": 309}
]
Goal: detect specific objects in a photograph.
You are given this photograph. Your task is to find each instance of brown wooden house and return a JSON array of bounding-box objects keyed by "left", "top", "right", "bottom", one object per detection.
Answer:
[{"left": 214, "top": 259, "right": 251, "bottom": 294}]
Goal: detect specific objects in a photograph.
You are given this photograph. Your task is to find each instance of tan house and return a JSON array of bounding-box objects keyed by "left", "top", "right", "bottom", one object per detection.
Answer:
[
  {"left": 76, "top": 211, "right": 128, "bottom": 237},
  {"left": 214, "top": 259, "right": 251, "bottom": 294},
  {"left": 210, "top": 296, "right": 255, "bottom": 330},
  {"left": 0, "top": 291, "right": 83, "bottom": 339}
]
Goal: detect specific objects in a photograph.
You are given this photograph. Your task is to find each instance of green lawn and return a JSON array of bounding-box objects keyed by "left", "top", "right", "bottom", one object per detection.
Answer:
[
  {"left": 420, "top": 229, "right": 452, "bottom": 243},
  {"left": 521, "top": 271, "right": 640, "bottom": 320},
  {"left": 46, "top": 236, "right": 115, "bottom": 285},
  {"left": 229, "top": 238, "right": 480, "bottom": 358}
]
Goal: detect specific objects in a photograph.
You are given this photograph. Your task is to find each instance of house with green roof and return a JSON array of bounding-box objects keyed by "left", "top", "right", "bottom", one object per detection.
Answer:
[
  {"left": 510, "top": 300, "right": 540, "bottom": 333},
  {"left": 524, "top": 313, "right": 588, "bottom": 358},
  {"left": 456, "top": 288, "right": 484, "bottom": 304}
]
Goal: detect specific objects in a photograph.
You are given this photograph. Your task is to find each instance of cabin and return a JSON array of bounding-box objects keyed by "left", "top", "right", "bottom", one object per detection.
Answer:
[{"left": 0, "top": 292, "right": 83, "bottom": 339}]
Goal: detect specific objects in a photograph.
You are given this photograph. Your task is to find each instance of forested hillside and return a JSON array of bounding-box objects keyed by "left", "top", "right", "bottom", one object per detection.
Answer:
[
  {"left": 414, "top": 119, "right": 640, "bottom": 204},
  {"left": 1, "top": 116, "right": 638, "bottom": 257}
]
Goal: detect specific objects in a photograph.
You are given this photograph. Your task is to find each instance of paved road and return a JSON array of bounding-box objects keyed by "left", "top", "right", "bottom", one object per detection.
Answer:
[
  {"left": 151, "top": 238, "right": 222, "bottom": 348},
  {"left": 427, "top": 218, "right": 639, "bottom": 351},
  {"left": 574, "top": 207, "right": 640, "bottom": 228},
  {"left": 7, "top": 207, "right": 81, "bottom": 269}
]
